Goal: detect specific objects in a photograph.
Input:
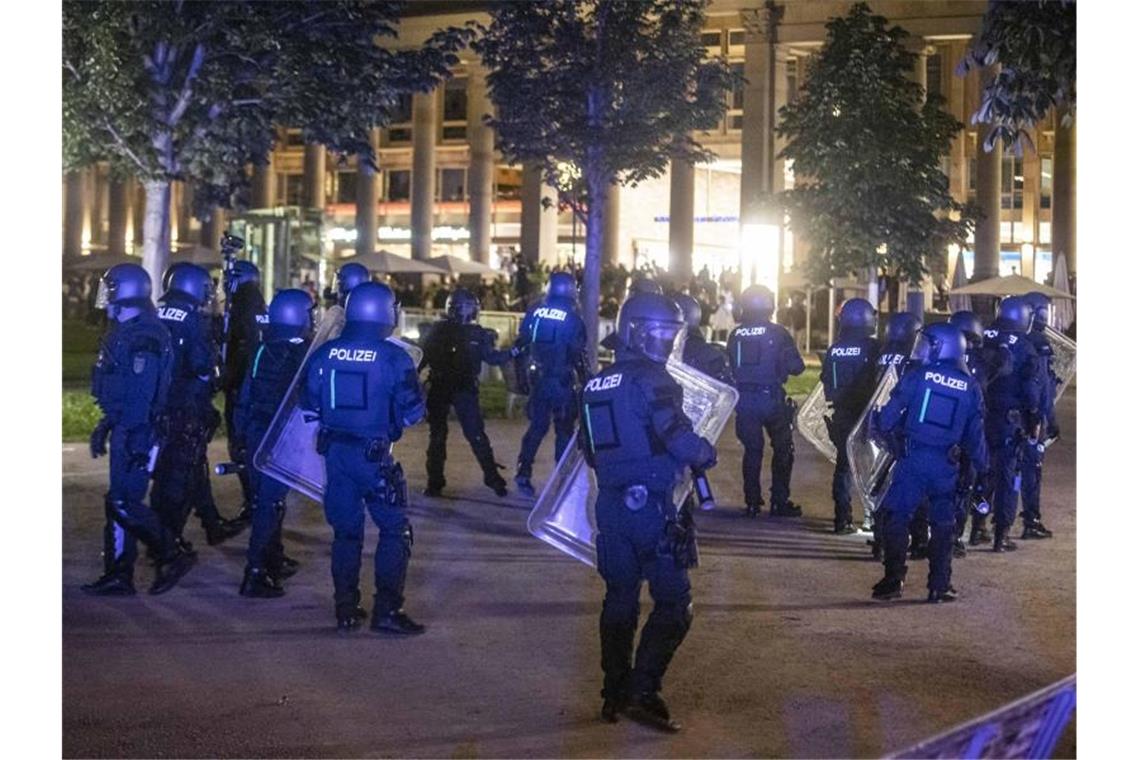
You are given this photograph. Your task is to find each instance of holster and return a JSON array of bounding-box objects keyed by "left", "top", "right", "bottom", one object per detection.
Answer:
[
  {"left": 370, "top": 461, "right": 408, "bottom": 509},
  {"left": 659, "top": 500, "right": 699, "bottom": 569}
]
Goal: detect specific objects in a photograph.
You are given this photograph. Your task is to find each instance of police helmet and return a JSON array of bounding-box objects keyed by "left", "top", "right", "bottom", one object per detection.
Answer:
[
  {"left": 618, "top": 292, "right": 685, "bottom": 363},
  {"left": 546, "top": 271, "right": 577, "bottom": 302},
  {"left": 885, "top": 312, "right": 922, "bottom": 344},
  {"left": 739, "top": 284, "right": 775, "bottom": 323},
  {"left": 922, "top": 322, "right": 966, "bottom": 365},
  {"left": 629, "top": 276, "right": 663, "bottom": 296},
  {"left": 948, "top": 310, "right": 983, "bottom": 347},
  {"left": 345, "top": 282, "right": 400, "bottom": 337},
  {"left": 97, "top": 263, "right": 152, "bottom": 309},
  {"left": 446, "top": 288, "right": 480, "bottom": 323},
  {"left": 336, "top": 262, "right": 371, "bottom": 303},
  {"left": 227, "top": 260, "right": 260, "bottom": 293},
  {"left": 997, "top": 295, "right": 1032, "bottom": 333},
  {"left": 162, "top": 262, "right": 214, "bottom": 308},
  {"left": 674, "top": 294, "right": 703, "bottom": 330},
  {"left": 268, "top": 288, "right": 314, "bottom": 331},
  {"left": 1023, "top": 291, "right": 1052, "bottom": 332},
  {"left": 838, "top": 298, "right": 876, "bottom": 337}
]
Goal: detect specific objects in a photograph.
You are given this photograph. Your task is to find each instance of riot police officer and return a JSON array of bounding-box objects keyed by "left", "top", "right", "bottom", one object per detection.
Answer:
[
  {"left": 336, "top": 262, "right": 371, "bottom": 306},
  {"left": 580, "top": 292, "right": 718, "bottom": 731},
  {"left": 822, "top": 298, "right": 881, "bottom": 533},
  {"left": 420, "top": 287, "right": 512, "bottom": 497},
  {"left": 601, "top": 276, "right": 664, "bottom": 352},
  {"left": 878, "top": 312, "right": 922, "bottom": 374},
  {"left": 675, "top": 293, "right": 732, "bottom": 385},
  {"left": 83, "top": 263, "right": 196, "bottom": 596},
  {"left": 510, "top": 271, "right": 588, "bottom": 497},
  {"left": 302, "top": 283, "right": 426, "bottom": 633},
  {"left": 235, "top": 289, "right": 314, "bottom": 598},
  {"left": 151, "top": 263, "right": 243, "bottom": 547},
  {"left": 983, "top": 296, "right": 1046, "bottom": 552},
  {"left": 726, "top": 285, "right": 805, "bottom": 517},
  {"left": 220, "top": 260, "right": 268, "bottom": 519},
  {"left": 1019, "top": 291, "right": 1060, "bottom": 539},
  {"left": 871, "top": 323, "right": 987, "bottom": 602}
]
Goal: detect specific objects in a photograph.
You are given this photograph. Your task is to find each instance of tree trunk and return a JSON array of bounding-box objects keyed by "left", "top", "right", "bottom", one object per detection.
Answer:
[
  {"left": 582, "top": 175, "right": 608, "bottom": 373},
  {"left": 142, "top": 179, "right": 172, "bottom": 290}
]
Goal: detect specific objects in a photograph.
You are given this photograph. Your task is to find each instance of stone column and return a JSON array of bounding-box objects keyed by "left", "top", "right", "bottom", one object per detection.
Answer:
[
  {"left": 907, "top": 36, "right": 929, "bottom": 102},
  {"left": 1021, "top": 139, "right": 1040, "bottom": 279},
  {"left": 467, "top": 66, "right": 495, "bottom": 265},
  {"left": 668, "top": 159, "right": 695, "bottom": 280},
  {"left": 1053, "top": 106, "right": 1076, "bottom": 276},
  {"left": 738, "top": 5, "right": 783, "bottom": 230},
  {"left": 200, "top": 207, "right": 225, "bottom": 251},
  {"left": 520, "top": 163, "right": 557, "bottom": 265},
  {"left": 355, "top": 129, "right": 380, "bottom": 258},
  {"left": 411, "top": 90, "right": 438, "bottom": 260},
  {"left": 64, "top": 171, "right": 85, "bottom": 257},
  {"left": 107, "top": 175, "right": 130, "bottom": 257},
  {"left": 603, "top": 185, "right": 621, "bottom": 267},
  {"left": 973, "top": 65, "right": 1002, "bottom": 281},
  {"left": 91, "top": 167, "right": 107, "bottom": 246},
  {"left": 252, "top": 152, "right": 275, "bottom": 209},
  {"left": 303, "top": 144, "right": 327, "bottom": 209},
  {"left": 948, "top": 40, "right": 969, "bottom": 203}
]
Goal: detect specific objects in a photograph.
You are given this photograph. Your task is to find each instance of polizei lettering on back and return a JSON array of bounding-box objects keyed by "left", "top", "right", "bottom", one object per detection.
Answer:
[
  {"left": 534, "top": 307, "right": 568, "bottom": 321},
  {"left": 736, "top": 326, "right": 768, "bottom": 337},
  {"left": 329, "top": 347, "right": 378, "bottom": 363},
  {"left": 924, "top": 370, "right": 968, "bottom": 391},
  {"left": 584, "top": 373, "right": 623, "bottom": 393},
  {"left": 157, "top": 307, "right": 189, "bottom": 322},
  {"left": 831, "top": 346, "right": 862, "bottom": 357}
]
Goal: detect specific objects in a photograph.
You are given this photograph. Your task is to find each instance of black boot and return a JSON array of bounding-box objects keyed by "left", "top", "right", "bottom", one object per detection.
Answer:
[
  {"left": 1021, "top": 520, "right": 1054, "bottom": 540},
  {"left": 336, "top": 605, "right": 369, "bottom": 633},
  {"left": 271, "top": 555, "right": 300, "bottom": 580},
  {"left": 872, "top": 575, "right": 903, "bottom": 601},
  {"left": 953, "top": 539, "right": 968, "bottom": 559},
  {"left": 601, "top": 695, "right": 627, "bottom": 724},
  {"left": 927, "top": 586, "right": 959, "bottom": 603},
  {"left": 993, "top": 526, "right": 1018, "bottom": 553},
  {"left": 770, "top": 501, "right": 803, "bottom": 517},
  {"left": 205, "top": 518, "right": 244, "bottom": 546},
  {"left": 371, "top": 609, "right": 426, "bottom": 636},
  {"left": 81, "top": 571, "right": 136, "bottom": 596},
  {"left": 514, "top": 473, "right": 536, "bottom": 498},
  {"left": 240, "top": 567, "right": 285, "bottom": 598},
  {"left": 150, "top": 547, "right": 197, "bottom": 595},
  {"left": 484, "top": 470, "right": 509, "bottom": 497},
  {"left": 625, "top": 691, "right": 682, "bottom": 732}
]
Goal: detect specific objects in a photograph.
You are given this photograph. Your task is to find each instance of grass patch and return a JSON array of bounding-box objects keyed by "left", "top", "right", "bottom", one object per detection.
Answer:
[{"left": 63, "top": 390, "right": 102, "bottom": 442}]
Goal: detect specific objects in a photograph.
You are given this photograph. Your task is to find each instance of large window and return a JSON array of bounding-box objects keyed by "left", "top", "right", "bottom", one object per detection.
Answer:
[
  {"left": 925, "top": 53, "right": 943, "bottom": 101},
  {"left": 278, "top": 173, "right": 304, "bottom": 206},
  {"left": 442, "top": 77, "right": 468, "bottom": 141},
  {"left": 388, "top": 94, "right": 413, "bottom": 144},
  {"left": 387, "top": 170, "right": 411, "bottom": 202},
  {"left": 438, "top": 168, "right": 466, "bottom": 201},
  {"left": 727, "top": 61, "right": 744, "bottom": 131},
  {"left": 335, "top": 171, "right": 356, "bottom": 204},
  {"left": 1001, "top": 155, "right": 1023, "bottom": 210},
  {"left": 1040, "top": 155, "right": 1053, "bottom": 210}
]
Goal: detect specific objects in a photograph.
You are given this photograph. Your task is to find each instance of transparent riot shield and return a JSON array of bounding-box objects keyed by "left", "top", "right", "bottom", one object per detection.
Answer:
[
  {"left": 846, "top": 365, "right": 900, "bottom": 530},
  {"left": 795, "top": 382, "right": 838, "bottom": 464},
  {"left": 252, "top": 305, "right": 423, "bottom": 502},
  {"left": 1045, "top": 326, "right": 1076, "bottom": 401},
  {"left": 526, "top": 359, "right": 739, "bottom": 567}
]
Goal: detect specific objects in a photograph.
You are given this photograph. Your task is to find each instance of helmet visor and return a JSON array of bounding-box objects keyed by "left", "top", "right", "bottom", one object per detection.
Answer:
[{"left": 642, "top": 323, "right": 683, "bottom": 363}]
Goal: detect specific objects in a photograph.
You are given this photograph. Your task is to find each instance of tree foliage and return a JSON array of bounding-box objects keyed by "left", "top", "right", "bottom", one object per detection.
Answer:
[
  {"left": 63, "top": 0, "right": 469, "bottom": 278},
  {"left": 958, "top": 0, "right": 1076, "bottom": 153},
  {"left": 476, "top": 0, "right": 736, "bottom": 367},
  {"left": 777, "top": 3, "right": 974, "bottom": 286}
]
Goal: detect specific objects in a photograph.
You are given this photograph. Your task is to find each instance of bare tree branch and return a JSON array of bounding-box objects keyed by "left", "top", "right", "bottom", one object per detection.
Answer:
[
  {"left": 102, "top": 118, "right": 149, "bottom": 174},
  {"left": 168, "top": 42, "right": 205, "bottom": 126}
]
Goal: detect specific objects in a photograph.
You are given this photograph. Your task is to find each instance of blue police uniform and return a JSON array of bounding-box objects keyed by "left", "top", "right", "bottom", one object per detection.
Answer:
[
  {"left": 682, "top": 329, "right": 733, "bottom": 385},
  {"left": 821, "top": 334, "right": 881, "bottom": 530},
  {"left": 727, "top": 320, "right": 804, "bottom": 514},
  {"left": 235, "top": 330, "right": 310, "bottom": 585},
  {"left": 581, "top": 349, "right": 716, "bottom": 717},
  {"left": 874, "top": 356, "right": 987, "bottom": 599},
  {"left": 151, "top": 291, "right": 234, "bottom": 543},
  {"left": 420, "top": 319, "right": 511, "bottom": 495},
  {"left": 89, "top": 310, "right": 179, "bottom": 582},
  {"left": 512, "top": 297, "right": 588, "bottom": 484},
  {"left": 302, "top": 324, "right": 425, "bottom": 622},
  {"left": 1020, "top": 328, "right": 1059, "bottom": 533},
  {"left": 222, "top": 281, "right": 268, "bottom": 509},
  {"left": 982, "top": 319, "right": 1045, "bottom": 550}
]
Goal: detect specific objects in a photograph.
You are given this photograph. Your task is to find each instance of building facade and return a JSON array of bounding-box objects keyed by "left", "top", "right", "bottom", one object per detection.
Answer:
[{"left": 62, "top": 0, "right": 1076, "bottom": 299}]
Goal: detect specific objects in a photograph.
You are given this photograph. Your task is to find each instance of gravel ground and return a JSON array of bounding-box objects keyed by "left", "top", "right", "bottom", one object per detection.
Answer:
[{"left": 62, "top": 395, "right": 1076, "bottom": 758}]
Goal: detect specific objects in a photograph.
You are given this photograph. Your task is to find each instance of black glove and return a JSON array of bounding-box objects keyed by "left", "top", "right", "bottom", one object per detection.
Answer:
[
  {"left": 696, "top": 438, "right": 717, "bottom": 471},
  {"left": 89, "top": 418, "right": 112, "bottom": 459},
  {"left": 1046, "top": 422, "right": 1061, "bottom": 441}
]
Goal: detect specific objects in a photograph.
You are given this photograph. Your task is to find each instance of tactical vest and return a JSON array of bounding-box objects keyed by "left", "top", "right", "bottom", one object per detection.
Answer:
[
  {"left": 983, "top": 329, "right": 1040, "bottom": 414},
  {"left": 683, "top": 333, "right": 731, "bottom": 384},
  {"left": 157, "top": 295, "right": 215, "bottom": 401},
  {"left": 314, "top": 338, "right": 410, "bottom": 438},
  {"left": 424, "top": 321, "right": 490, "bottom": 388},
  {"left": 581, "top": 359, "right": 681, "bottom": 493},
  {"left": 823, "top": 336, "right": 878, "bottom": 412},
  {"left": 92, "top": 313, "right": 171, "bottom": 428},
  {"left": 729, "top": 322, "right": 788, "bottom": 387},
  {"left": 246, "top": 338, "right": 309, "bottom": 429},
  {"left": 900, "top": 363, "right": 977, "bottom": 449},
  {"left": 525, "top": 301, "right": 581, "bottom": 380}
]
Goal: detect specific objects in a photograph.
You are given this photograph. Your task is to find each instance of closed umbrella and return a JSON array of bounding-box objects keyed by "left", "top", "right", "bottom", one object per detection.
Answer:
[
  {"left": 1051, "top": 252, "right": 1075, "bottom": 331},
  {"left": 949, "top": 247, "right": 971, "bottom": 313}
]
